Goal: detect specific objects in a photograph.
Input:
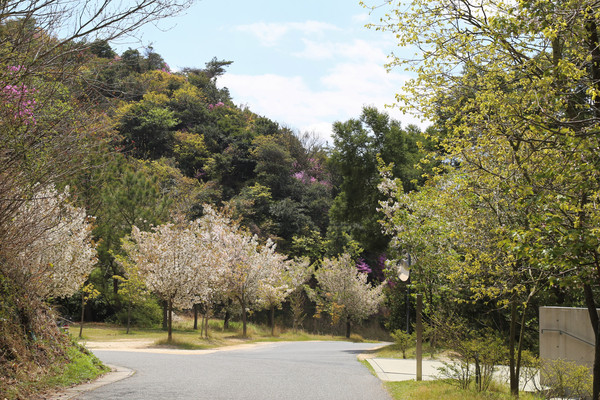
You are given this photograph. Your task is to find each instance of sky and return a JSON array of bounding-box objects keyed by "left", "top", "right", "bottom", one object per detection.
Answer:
[{"left": 115, "top": 0, "right": 423, "bottom": 145}]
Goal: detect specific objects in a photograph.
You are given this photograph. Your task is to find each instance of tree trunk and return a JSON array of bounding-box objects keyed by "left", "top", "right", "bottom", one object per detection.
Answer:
[
  {"left": 126, "top": 301, "right": 131, "bottom": 335},
  {"left": 224, "top": 310, "right": 230, "bottom": 330},
  {"left": 270, "top": 305, "right": 275, "bottom": 336},
  {"left": 79, "top": 294, "right": 85, "bottom": 339},
  {"left": 584, "top": 283, "right": 600, "bottom": 400},
  {"left": 224, "top": 298, "right": 232, "bottom": 330},
  {"left": 162, "top": 300, "right": 168, "bottom": 330},
  {"left": 345, "top": 316, "right": 351, "bottom": 339},
  {"left": 509, "top": 300, "right": 518, "bottom": 397},
  {"left": 193, "top": 304, "right": 198, "bottom": 330},
  {"left": 167, "top": 299, "right": 173, "bottom": 342},
  {"left": 204, "top": 312, "right": 209, "bottom": 339},
  {"left": 241, "top": 297, "right": 247, "bottom": 338}
]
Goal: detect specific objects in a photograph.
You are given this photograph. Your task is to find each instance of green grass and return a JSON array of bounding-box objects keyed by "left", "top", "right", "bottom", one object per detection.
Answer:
[
  {"left": 371, "top": 342, "right": 446, "bottom": 359},
  {"left": 384, "top": 380, "right": 541, "bottom": 400},
  {"left": 71, "top": 318, "right": 384, "bottom": 349},
  {"left": 2, "top": 342, "right": 109, "bottom": 400},
  {"left": 44, "top": 344, "right": 109, "bottom": 387}
]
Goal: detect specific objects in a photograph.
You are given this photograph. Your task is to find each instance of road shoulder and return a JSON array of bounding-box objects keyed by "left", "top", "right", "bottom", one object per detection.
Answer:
[{"left": 46, "top": 364, "right": 134, "bottom": 400}]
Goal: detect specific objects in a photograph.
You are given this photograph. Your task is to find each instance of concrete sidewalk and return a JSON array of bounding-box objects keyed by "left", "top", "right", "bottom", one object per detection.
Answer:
[
  {"left": 367, "top": 358, "right": 541, "bottom": 392},
  {"left": 367, "top": 358, "right": 443, "bottom": 382}
]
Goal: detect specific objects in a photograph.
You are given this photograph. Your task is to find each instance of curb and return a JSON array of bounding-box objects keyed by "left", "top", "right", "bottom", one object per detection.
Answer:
[{"left": 47, "top": 364, "right": 134, "bottom": 399}]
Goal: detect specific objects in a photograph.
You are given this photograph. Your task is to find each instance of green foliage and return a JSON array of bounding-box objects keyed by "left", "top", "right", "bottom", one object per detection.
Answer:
[
  {"left": 438, "top": 326, "right": 508, "bottom": 392},
  {"left": 117, "top": 92, "right": 179, "bottom": 159},
  {"left": 111, "top": 298, "right": 162, "bottom": 328},
  {"left": 390, "top": 329, "right": 414, "bottom": 359},
  {"left": 541, "top": 359, "right": 592, "bottom": 400},
  {"left": 329, "top": 106, "right": 427, "bottom": 256}
]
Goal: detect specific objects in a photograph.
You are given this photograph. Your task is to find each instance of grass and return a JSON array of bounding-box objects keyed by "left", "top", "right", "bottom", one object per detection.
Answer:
[
  {"left": 44, "top": 344, "right": 110, "bottom": 387},
  {"left": 384, "top": 380, "right": 541, "bottom": 400},
  {"left": 361, "top": 344, "right": 543, "bottom": 400},
  {"left": 69, "top": 318, "right": 383, "bottom": 350},
  {"left": 2, "top": 341, "right": 109, "bottom": 400}
]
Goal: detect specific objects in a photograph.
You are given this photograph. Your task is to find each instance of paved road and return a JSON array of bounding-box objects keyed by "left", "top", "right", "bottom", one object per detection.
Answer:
[{"left": 79, "top": 341, "right": 391, "bottom": 400}]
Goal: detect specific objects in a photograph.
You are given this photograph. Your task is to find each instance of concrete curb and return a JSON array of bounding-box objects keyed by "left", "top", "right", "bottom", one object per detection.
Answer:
[{"left": 47, "top": 364, "right": 134, "bottom": 399}]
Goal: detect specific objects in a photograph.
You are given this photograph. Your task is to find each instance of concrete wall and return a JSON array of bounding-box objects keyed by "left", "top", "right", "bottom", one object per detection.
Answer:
[{"left": 539, "top": 306, "right": 596, "bottom": 368}]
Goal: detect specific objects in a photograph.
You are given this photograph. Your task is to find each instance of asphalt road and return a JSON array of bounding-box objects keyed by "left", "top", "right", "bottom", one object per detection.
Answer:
[{"left": 79, "top": 341, "right": 391, "bottom": 400}]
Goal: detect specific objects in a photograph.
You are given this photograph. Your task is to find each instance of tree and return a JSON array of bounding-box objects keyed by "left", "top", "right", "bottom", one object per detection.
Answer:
[
  {"left": 94, "top": 164, "right": 170, "bottom": 297},
  {"left": 113, "top": 254, "right": 152, "bottom": 334},
  {"left": 117, "top": 92, "right": 179, "bottom": 159},
  {"left": 1, "top": 184, "right": 97, "bottom": 300},
  {"left": 257, "top": 256, "right": 312, "bottom": 336},
  {"left": 123, "top": 223, "right": 200, "bottom": 342},
  {"left": 366, "top": 0, "right": 600, "bottom": 395},
  {"left": 329, "top": 107, "right": 425, "bottom": 256},
  {"left": 307, "top": 253, "right": 384, "bottom": 338}
]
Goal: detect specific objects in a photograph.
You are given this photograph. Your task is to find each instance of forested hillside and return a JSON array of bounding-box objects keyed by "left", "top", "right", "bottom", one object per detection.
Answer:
[
  {"left": 0, "top": 4, "right": 428, "bottom": 396},
  {"left": 6, "top": 0, "right": 598, "bottom": 398},
  {"left": 42, "top": 42, "right": 430, "bottom": 328}
]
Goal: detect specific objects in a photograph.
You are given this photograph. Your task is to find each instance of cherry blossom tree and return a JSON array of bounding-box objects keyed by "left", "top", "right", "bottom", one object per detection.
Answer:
[
  {"left": 219, "top": 230, "right": 265, "bottom": 338},
  {"left": 307, "top": 253, "right": 385, "bottom": 338},
  {"left": 1, "top": 184, "right": 97, "bottom": 299},
  {"left": 188, "top": 208, "right": 235, "bottom": 338},
  {"left": 123, "top": 223, "right": 201, "bottom": 341},
  {"left": 196, "top": 205, "right": 289, "bottom": 338},
  {"left": 256, "top": 253, "right": 312, "bottom": 336}
]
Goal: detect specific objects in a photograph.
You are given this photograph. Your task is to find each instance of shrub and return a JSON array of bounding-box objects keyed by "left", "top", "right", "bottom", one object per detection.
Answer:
[
  {"left": 391, "top": 329, "right": 414, "bottom": 359},
  {"left": 541, "top": 359, "right": 592, "bottom": 400},
  {"left": 111, "top": 298, "right": 162, "bottom": 328},
  {"left": 438, "top": 331, "right": 507, "bottom": 392}
]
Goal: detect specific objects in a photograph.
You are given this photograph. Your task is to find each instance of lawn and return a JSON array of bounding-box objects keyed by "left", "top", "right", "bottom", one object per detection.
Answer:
[
  {"left": 362, "top": 344, "right": 543, "bottom": 400},
  {"left": 384, "top": 380, "right": 540, "bottom": 400},
  {"left": 69, "top": 318, "right": 379, "bottom": 350}
]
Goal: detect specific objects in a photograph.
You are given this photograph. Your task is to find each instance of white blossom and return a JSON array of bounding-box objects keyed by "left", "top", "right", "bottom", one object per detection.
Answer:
[{"left": 3, "top": 184, "right": 97, "bottom": 298}]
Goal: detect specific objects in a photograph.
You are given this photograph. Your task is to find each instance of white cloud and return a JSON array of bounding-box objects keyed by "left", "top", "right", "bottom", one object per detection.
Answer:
[
  {"left": 217, "top": 60, "right": 421, "bottom": 143},
  {"left": 352, "top": 13, "right": 370, "bottom": 23},
  {"left": 235, "top": 21, "right": 341, "bottom": 47},
  {"left": 293, "top": 38, "right": 389, "bottom": 62}
]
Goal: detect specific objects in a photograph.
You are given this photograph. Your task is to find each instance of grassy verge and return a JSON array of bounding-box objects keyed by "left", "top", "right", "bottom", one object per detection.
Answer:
[
  {"left": 361, "top": 344, "right": 543, "bottom": 400},
  {"left": 2, "top": 340, "right": 108, "bottom": 400},
  {"left": 384, "top": 380, "right": 540, "bottom": 400},
  {"left": 44, "top": 343, "right": 109, "bottom": 387},
  {"left": 71, "top": 318, "right": 382, "bottom": 350}
]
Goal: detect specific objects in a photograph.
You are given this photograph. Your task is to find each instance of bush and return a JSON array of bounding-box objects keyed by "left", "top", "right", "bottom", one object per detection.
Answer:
[
  {"left": 391, "top": 329, "right": 414, "bottom": 359},
  {"left": 540, "top": 359, "right": 592, "bottom": 400},
  {"left": 438, "top": 331, "right": 507, "bottom": 392},
  {"left": 111, "top": 298, "right": 162, "bottom": 328}
]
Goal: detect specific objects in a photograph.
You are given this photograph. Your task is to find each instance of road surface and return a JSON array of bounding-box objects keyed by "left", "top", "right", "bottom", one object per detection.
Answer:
[{"left": 79, "top": 341, "right": 391, "bottom": 400}]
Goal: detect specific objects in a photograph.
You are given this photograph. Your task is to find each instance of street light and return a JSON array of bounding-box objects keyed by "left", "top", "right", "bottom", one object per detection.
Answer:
[{"left": 397, "top": 254, "right": 422, "bottom": 381}]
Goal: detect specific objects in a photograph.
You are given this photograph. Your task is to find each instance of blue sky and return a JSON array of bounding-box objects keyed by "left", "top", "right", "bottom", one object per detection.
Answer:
[{"left": 117, "top": 0, "right": 422, "bottom": 144}]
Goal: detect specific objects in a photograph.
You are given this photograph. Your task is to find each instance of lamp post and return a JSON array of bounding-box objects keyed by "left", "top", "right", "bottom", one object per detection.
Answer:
[{"left": 398, "top": 254, "right": 422, "bottom": 381}]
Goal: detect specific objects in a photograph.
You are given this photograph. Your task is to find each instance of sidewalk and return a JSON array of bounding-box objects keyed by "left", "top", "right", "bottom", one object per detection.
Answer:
[
  {"left": 367, "top": 358, "right": 443, "bottom": 381},
  {"left": 367, "top": 358, "right": 541, "bottom": 392}
]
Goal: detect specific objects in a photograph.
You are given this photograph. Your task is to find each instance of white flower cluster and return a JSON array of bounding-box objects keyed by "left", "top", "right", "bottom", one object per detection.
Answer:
[
  {"left": 123, "top": 205, "right": 309, "bottom": 315},
  {"left": 5, "top": 185, "right": 97, "bottom": 298},
  {"left": 310, "top": 253, "right": 384, "bottom": 322}
]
